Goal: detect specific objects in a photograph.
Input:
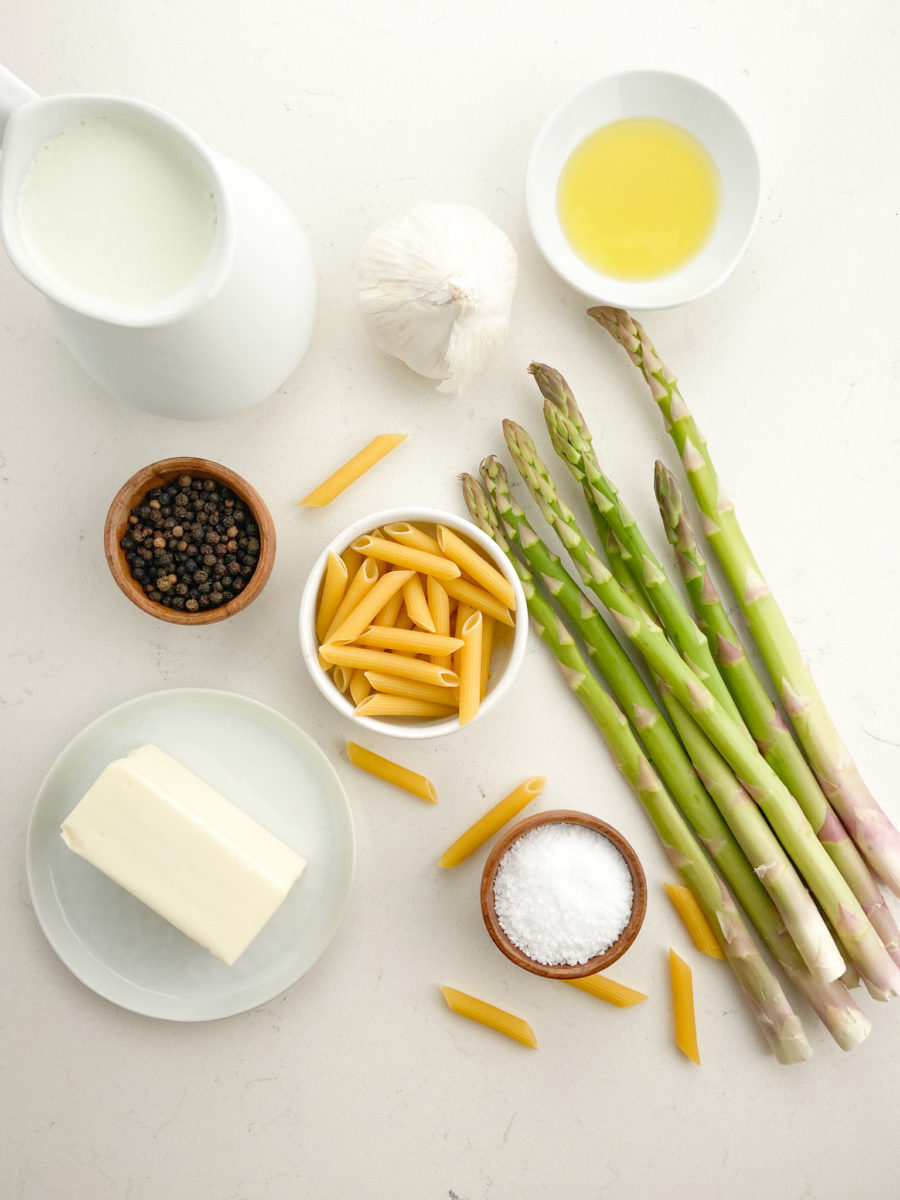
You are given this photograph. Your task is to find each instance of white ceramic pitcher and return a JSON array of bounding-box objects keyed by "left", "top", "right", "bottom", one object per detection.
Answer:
[{"left": 0, "top": 66, "right": 316, "bottom": 420}]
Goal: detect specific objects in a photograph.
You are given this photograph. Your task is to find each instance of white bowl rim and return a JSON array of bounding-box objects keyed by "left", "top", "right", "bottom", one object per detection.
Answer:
[
  {"left": 298, "top": 506, "right": 528, "bottom": 740},
  {"left": 526, "top": 68, "right": 761, "bottom": 310}
]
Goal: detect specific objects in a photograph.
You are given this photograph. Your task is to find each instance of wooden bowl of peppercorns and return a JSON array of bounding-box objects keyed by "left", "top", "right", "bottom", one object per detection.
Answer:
[{"left": 104, "top": 457, "right": 276, "bottom": 625}]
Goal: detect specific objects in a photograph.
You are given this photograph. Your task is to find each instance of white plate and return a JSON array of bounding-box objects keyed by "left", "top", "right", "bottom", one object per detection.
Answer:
[
  {"left": 26, "top": 688, "right": 355, "bottom": 1021},
  {"left": 526, "top": 69, "right": 761, "bottom": 309}
]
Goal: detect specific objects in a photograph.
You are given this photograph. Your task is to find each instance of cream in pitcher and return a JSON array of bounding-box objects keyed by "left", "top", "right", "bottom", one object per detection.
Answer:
[
  {"left": 18, "top": 114, "right": 218, "bottom": 308},
  {"left": 0, "top": 65, "right": 316, "bottom": 419}
]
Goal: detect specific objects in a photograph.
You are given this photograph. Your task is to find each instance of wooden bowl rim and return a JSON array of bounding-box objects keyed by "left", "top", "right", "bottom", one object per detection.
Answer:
[
  {"left": 480, "top": 809, "right": 648, "bottom": 979},
  {"left": 103, "top": 456, "right": 276, "bottom": 625}
]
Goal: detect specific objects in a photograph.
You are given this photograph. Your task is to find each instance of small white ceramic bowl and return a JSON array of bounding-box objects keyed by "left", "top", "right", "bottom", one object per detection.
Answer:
[
  {"left": 526, "top": 69, "right": 761, "bottom": 310},
  {"left": 298, "top": 508, "right": 528, "bottom": 739}
]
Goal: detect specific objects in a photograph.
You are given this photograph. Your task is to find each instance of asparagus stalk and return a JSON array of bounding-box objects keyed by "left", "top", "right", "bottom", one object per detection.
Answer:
[
  {"left": 531, "top": 363, "right": 745, "bottom": 728},
  {"left": 592, "top": 482, "right": 886, "bottom": 1009},
  {"left": 476, "top": 460, "right": 869, "bottom": 1049},
  {"left": 504, "top": 419, "right": 900, "bottom": 995},
  {"left": 590, "top": 306, "right": 900, "bottom": 897},
  {"left": 655, "top": 463, "right": 900, "bottom": 970},
  {"left": 461, "top": 474, "right": 812, "bottom": 1064}
]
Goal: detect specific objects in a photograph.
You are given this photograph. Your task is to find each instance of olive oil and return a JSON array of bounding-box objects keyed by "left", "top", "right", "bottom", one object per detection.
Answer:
[{"left": 557, "top": 117, "right": 720, "bottom": 280}]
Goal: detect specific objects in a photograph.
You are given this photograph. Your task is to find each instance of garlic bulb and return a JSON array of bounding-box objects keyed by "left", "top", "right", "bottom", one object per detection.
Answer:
[{"left": 357, "top": 203, "right": 518, "bottom": 393}]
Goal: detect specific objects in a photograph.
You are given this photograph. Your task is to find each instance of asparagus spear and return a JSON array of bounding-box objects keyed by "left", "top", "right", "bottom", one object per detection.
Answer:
[
  {"left": 504, "top": 419, "right": 900, "bottom": 995},
  {"left": 461, "top": 473, "right": 812, "bottom": 1064},
  {"left": 590, "top": 305, "right": 900, "bottom": 896},
  {"left": 655, "top": 462, "right": 900, "bottom": 970},
  {"left": 476, "top": 460, "right": 869, "bottom": 1048},
  {"left": 531, "top": 363, "right": 745, "bottom": 728}
]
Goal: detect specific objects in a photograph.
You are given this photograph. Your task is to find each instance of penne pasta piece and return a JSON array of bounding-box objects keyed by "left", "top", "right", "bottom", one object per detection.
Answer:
[
  {"left": 437, "top": 525, "right": 516, "bottom": 610},
  {"left": 364, "top": 672, "right": 460, "bottom": 706},
  {"left": 383, "top": 521, "right": 442, "bottom": 556},
  {"left": 394, "top": 605, "right": 414, "bottom": 631},
  {"left": 327, "top": 569, "right": 414, "bottom": 645},
  {"left": 564, "top": 974, "right": 648, "bottom": 1007},
  {"left": 299, "top": 434, "right": 407, "bottom": 506},
  {"left": 356, "top": 626, "right": 464, "bottom": 656},
  {"left": 664, "top": 883, "right": 725, "bottom": 960},
  {"left": 320, "top": 643, "right": 460, "bottom": 688},
  {"left": 402, "top": 573, "right": 436, "bottom": 632},
  {"left": 457, "top": 610, "right": 483, "bottom": 726},
  {"left": 444, "top": 577, "right": 515, "bottom": 626},
  {"left": 341, "top": 545, "right": 364, "bottom": 579},
  {"left": 351, "top": 534, "right": 460, "bottom": 581},
  {"left": 323, "top": 557, "right": 380, "bottom": 644},
  {"left": 331, "top": 665, "right": 351, "bottom": 693},
  {"left": 440, "top": 986, "right": 538, "bottom": 1049},
  {"left": 355, "top": 695, "right": 456, "bottom": 719},
  {"left": 426, "top": 576, "right": 452, "bottom": 669},
  {"left": 479, "top": 614, "right": 494, "bottom": 699},
  {"left": 669, "top": 948, "right": 700, "bottom": 1065},
  {"left": 375, "top": 589, "right": 404, "bottom": 628},
  {"left": 315, "top": 552, "right": 349, "bottom": 644},
  {"left": 346, "top": 741, "right": 438, "bottom": 803},
  {"left": 453, "top": 602, "right": 474, "bottom": 680},
  {"left": 439, "top": 776, "right": 545, "bottom": 868},
  {"left": 348, "top": 669, "right": 372, "bottom": 707}
]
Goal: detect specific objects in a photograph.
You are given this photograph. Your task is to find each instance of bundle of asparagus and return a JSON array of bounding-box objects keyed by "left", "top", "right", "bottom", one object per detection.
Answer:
[{"left": 463, "top": 312, "right": 900, "bottom": 1061}]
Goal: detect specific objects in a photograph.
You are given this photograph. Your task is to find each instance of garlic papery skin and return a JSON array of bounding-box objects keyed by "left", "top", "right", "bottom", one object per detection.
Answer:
[{"left": 357, "top": 203, "right": 518, "bottom": 393}]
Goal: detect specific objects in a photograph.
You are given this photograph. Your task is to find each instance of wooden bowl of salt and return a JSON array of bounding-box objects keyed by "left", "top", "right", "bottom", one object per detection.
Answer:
[{"left": 480, "top": 810, "right": 647, "bottom": 980}]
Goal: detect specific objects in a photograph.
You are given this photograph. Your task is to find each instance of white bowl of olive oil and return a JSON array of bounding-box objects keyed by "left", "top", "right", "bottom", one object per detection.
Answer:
[{"left": 526, "top": 70, "right": 760, "bottom": 309}]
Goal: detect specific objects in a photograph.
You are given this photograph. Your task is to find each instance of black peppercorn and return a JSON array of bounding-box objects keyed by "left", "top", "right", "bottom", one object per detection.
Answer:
[{"left": 121, "top": 473, "right": 261, "bottom": 614}]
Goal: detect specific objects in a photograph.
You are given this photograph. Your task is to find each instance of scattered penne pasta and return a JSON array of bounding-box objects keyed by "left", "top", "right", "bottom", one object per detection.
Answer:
[
  {"left": 346, "top": 741, "right": 438, "bottom": 803},
  {"left": 439, "top": 776, "right": 545, "bottom": 868},
  {"left": 314, "top": 520, "right": 517, "bottom": 725},
  {"left": 664, "top": 882, "right": 725, "bottom": 959},
  {"left": 669, "top": 948, "right": 700, "bottom": 1065},
  {"left": 440, "top": 986, "right": 537, "bottom": 1049},
  {"left": 564, "top": 974, "right": 648, "bottom": 1007},
  {"left": 299, "top": 434, "right": 407, "bottom": 507}
]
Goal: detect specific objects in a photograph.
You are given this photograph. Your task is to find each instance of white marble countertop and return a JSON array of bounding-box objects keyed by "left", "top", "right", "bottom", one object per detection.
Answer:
[{"left": 3, "top": 2, "right": 899, "bottom": 1197}]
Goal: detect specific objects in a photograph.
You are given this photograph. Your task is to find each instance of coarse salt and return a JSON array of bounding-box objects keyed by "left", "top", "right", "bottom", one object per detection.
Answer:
[{"left": 493, "top": 822, "right": 633, "bottom": 966}]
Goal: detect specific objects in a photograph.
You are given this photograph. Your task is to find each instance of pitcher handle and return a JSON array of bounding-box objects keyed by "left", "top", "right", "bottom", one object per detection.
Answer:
[{"left": 0, "top": 65, "right": 38, "bottom": 139}]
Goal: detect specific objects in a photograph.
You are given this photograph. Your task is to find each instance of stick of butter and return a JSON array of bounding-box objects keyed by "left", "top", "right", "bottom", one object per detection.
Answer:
[{"left": 60, "top": 744, "right": 307, "bottom": 965}]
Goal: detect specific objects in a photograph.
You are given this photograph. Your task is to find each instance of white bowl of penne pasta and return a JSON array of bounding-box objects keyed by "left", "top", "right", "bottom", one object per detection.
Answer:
[{"left": 299, "top": 508, "right": 528, "bottom": 738}]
